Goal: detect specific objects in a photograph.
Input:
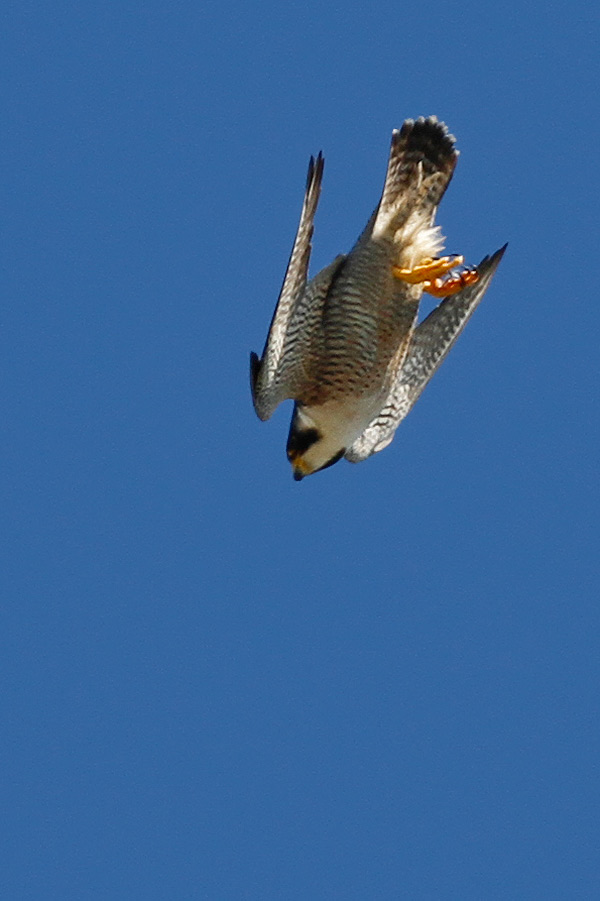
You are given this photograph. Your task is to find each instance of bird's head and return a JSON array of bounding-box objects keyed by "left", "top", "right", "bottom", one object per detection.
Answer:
[{"left": 286, "top": 404, "right": 345, "bottom": 480}]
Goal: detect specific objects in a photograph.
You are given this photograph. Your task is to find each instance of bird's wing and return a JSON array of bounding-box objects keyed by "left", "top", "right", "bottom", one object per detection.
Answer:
[
  {"left": 345, "top": 244, "right": 507, "bottom": 462},
  {"left": 251, "top": 153, "right": 325, "bottom": 421}
]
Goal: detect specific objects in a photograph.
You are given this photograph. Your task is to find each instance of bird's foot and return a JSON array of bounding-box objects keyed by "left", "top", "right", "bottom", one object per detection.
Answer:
[
  {"left": 392, "top": 255, "right": 479, "bottom": 297},
  {"left": 393, "top": 255, "right": 463, "bottom": 284},
  {"left": 422, "top": 266, "right": 479, "bottom": 297}
]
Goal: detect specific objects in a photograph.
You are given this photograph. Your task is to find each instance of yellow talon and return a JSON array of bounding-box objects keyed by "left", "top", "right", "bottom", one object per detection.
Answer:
[
  {"left": 392, "top": 255, "right": 464, "bottom": 284},
  {"left": 392, "top": 254, "right": 479, "bottom": 298},
  {"left": 423, "top": 267, "right": 480, "bottom": 298}
]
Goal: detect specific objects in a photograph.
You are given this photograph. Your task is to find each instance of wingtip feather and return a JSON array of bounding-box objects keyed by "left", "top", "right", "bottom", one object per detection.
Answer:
[
  {"left": 249, "top": 351, "right": 262, "bottom": 412},
  {"left": 306, "top": 150, "right": 324, "bottom": 192},
  {"left": 477, "top": 242, "right": 508, "bottom": 277}
]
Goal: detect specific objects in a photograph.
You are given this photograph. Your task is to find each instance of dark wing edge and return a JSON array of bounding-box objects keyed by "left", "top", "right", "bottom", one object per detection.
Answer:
[
  {"left": 345, "top": 243, "right": 507, "bottom": 462},
  {"left": 250, "top": 152, "right": 324, "bottom": 421}
]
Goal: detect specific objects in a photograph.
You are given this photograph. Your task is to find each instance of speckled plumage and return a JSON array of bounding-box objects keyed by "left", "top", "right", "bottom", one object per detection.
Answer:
[{"left": 251, "top": 117, "right": 505, "bottom": 479}]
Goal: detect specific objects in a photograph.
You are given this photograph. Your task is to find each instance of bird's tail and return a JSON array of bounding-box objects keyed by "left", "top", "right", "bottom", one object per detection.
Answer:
[{"left": 372, "top": 117, "right": 458, "bottom": 247}]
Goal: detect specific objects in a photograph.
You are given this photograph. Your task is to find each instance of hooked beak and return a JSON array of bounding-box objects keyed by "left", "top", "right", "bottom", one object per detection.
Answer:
[{"left": 289, "top": 454, "right": 311, "bottom": 481}]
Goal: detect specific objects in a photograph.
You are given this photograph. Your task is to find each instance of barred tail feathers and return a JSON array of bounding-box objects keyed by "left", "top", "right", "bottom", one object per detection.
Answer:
[{"left": 373, "top": 117, "right": 458, "bottom": 241}]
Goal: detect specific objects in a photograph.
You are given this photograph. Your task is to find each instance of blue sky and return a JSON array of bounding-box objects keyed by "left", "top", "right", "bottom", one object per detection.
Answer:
[{"left": 1, "top": 1, "right": 599, "bottom": 897}]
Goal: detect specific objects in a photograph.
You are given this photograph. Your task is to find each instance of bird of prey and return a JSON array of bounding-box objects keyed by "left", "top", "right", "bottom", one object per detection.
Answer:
[{"left": 250, "top": 117, "right": 505, "bottom": 480}]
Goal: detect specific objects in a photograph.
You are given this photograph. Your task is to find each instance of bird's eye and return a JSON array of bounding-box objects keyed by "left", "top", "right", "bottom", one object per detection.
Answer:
[{"left": 286, "top": 427, "right": 320, "bottom": 456}]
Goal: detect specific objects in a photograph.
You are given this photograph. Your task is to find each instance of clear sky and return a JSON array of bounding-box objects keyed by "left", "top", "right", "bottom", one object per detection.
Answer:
[{"left": 1, "top": 1, "right": 599, "bottom": 898}]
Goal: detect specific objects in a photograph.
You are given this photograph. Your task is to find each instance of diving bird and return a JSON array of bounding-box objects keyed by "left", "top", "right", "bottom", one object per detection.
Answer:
[{"left": 250, "top": 117, "right": 505, "bottom": 480}]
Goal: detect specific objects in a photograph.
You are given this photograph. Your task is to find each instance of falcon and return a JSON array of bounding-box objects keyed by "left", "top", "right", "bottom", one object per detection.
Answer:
[{"left": 250, "top": 117, "right": 506, "bottom": 480}]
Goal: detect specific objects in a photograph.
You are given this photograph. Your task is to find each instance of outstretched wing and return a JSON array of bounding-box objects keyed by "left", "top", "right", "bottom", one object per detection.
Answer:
[
  {"left": 251, "top": 153, "right": 324, "bottom": 421},
  {"left": 345, "top": 244, "right": 507, "bottom": 462}
]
